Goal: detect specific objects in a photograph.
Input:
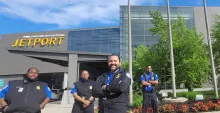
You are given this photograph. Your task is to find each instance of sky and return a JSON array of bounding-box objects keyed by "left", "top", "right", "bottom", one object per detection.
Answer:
[{"left": 0, "top": 0, "right": 220, "bottom": 37}]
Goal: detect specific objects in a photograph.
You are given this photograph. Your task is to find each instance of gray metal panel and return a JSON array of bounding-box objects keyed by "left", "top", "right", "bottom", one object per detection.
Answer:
[
  {"left": 7, "top": 49, "right": 68, "bottom": 61},
  {"left": 6, "top": 48, "right": 111, "bottom": 61},
  {"left": 194, "top": 7, "right": 220, "bottom": 44},
  {"left": 0, "top": 51, "right": 68, "bottom": 75},
  {"left": 6, "top": 48, "right": 112, "bottom": 56},
  {"left": 0, "top": 31, "right": 68, "bottom": 75}
]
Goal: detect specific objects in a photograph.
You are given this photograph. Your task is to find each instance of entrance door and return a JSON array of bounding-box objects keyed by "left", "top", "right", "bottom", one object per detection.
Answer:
[{"left": 79, "top": 61, "right": 108, "bottom": 81}]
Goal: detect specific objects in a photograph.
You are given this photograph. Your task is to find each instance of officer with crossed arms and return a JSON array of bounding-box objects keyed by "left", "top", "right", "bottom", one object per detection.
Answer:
[
  {"left": 141, "top": 65, "right": 159, "bottom": 113},
  {"left": 92, "top": 54, "right": 131, "bottom": 113}
]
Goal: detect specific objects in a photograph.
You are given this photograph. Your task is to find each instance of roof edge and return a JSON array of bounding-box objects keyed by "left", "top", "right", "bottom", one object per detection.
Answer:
[{"left": 5, "top": 48, "right": 112, "bottom": 56}]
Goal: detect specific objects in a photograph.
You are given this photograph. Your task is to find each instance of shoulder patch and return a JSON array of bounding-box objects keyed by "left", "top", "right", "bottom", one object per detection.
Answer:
[
  {"left": 0, "top": 85, "right": 8, "bottom": 91},
  {"left": 48, "top": 87, "right": 51, "bottom": 91},
  {"left": 126, "top": 73, "right": 131, "bottom": 78},
  {"left": 2, "top": 85, "right": 8, "bottom": 89}
]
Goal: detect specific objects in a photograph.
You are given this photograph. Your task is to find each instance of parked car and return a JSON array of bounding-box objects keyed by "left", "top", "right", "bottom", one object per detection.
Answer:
[{"left": 51, "top": 89, "right": 64, "bottom": 100}]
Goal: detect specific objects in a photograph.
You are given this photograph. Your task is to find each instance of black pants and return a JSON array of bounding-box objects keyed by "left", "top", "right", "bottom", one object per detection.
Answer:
[
  {"left": 72, "top": 102, "right": 94, "bottom": 113},
  {"left": 104, "top": 103, "right": 127, "bottom": 113},
  {"left": 142, "top": 92, "right": 158, "bottom": 113},
  {"left": 98, "top": 98, "right": 104, "bottom": 113}
]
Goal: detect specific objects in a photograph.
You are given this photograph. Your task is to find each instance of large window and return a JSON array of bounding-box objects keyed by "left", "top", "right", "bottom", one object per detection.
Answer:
[
  {"left": 120, "top": 6, "right": 195, "bottom": 61},
  {"left": 68, "top": 28, "right": 120, "bottom": 55}
]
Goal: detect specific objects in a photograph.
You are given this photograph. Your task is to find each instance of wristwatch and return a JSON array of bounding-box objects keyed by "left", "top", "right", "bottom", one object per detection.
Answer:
[
  {"left": 1, "top": 105, "right": 8, "bottom": 110},
  {"left": 89, "top": 99, "right": 95, "bottom": 103}
]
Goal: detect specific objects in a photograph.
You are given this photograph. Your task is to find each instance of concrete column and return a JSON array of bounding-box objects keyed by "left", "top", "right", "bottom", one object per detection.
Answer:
[
  {"left": 67, "top": 54, "right": 78, "bottom": 89},
  {"left": 77, "top": 62, "right": 80, "bottom": 81},
  {"left": 62, "top": 73, "right": 68, "bottom": 89},
  {"left": 61, "top": 54, "right": 78, "bottom": 105}
]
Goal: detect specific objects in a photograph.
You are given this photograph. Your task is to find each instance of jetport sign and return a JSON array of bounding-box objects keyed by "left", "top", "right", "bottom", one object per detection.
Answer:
[{"left": 12, "top": 34, "right": 65, "bottom": 47}]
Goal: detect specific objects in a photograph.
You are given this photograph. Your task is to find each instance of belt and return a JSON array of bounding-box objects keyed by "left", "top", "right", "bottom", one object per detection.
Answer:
[
  {"left": 101, "top": 97, "right": 107, "bottom": 100},
  {"left": 107, "top": 93, "right": 122, "bottom": 99},
  {"left": 109, "top": 92, "right": 117, "bottom": 96}
]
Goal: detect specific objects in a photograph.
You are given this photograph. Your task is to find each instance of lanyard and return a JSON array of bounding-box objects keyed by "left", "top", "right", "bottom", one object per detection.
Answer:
[
  {"left": 144, "top": 72, "right": 153, "bottom": 81},
  {"left": 106, "top": 73, "right": 113, "bottom": 85}
]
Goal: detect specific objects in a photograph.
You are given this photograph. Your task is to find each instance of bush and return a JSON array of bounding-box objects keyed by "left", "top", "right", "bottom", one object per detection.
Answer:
[
  {"left": 132, "top": 93, "right": 143, "bottom": 108},
  {"left": 177, "top": 92, "right": 202, "bottom": 100}
]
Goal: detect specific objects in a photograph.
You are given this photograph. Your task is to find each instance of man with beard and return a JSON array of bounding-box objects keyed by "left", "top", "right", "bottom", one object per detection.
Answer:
[
  {"left": 141, "top": 65, "right": 159, "bottom": 113},
  {"left": 0, "top": 67, "right": 52, "bottom": 113},
  {"left": 92, "top": 55, "right": 131, "bottom": 113}
]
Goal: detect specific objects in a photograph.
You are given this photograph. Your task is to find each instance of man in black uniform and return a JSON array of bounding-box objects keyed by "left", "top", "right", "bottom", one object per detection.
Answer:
[
  {"left": 141, "top": 65, "right": 159, "bottom": 113},
  {"left": 93, "top": 55, "right": 131, "bottom": 113},
  {"left": 93, "top": 74, "right": 107, "bottom": 113},
  {"left": 71, "top": 70, "right": 95, "bottom": 113},
  {"left": 0, "top": 67, "right": 52, "bottom": 113}
]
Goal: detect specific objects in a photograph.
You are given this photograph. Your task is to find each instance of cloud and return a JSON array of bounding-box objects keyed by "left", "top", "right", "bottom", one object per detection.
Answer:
[{"left": 0, "top": 0, "right": 163, "bottom": 28}]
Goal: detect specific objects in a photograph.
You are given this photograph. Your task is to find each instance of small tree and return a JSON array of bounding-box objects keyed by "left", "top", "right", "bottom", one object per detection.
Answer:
[
  {"left": 211, "top": 15, "right": 220, "bottom": 75},
  {"left": 150, "top": 11, "right": 210, "bottom": 91},
  {"left": 123, "top": 11, "right": 210, "bottom": 92}
]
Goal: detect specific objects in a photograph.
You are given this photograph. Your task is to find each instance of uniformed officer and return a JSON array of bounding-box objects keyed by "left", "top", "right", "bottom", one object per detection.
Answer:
[
  {"left": 92, "top": 74, "right": 107, "bottom": 113},
  {"left": 93, "top": 54, "right": 131, "bottom": 113},
  {"left": 141, "top": 65, "right": 159, "bottom": 113},
  {"left": 71, "top": 70, "right": 95, "bottom": 113},
  {"left": 0, "top": 67, "right": 52, "bottom": 113}
]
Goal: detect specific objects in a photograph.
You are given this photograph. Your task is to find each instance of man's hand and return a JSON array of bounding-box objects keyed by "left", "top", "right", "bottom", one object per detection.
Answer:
[
  {"left": 102, "top": 85, "right": 107, "bottom": 90},
  {"left": 148, "top": 80, "right": 158, "bottom": 84},
  {"left": 3, "top": 106, "right": 8, "bottom": 112},
  {"left": 83, "top": 100, "right": 91, "bottom": 107},
  {"left": 40, "top": 104, "right": 44, "bottom": 110},
  {"left": 142, "top": 81, "right": 151, "bottom": 86}
]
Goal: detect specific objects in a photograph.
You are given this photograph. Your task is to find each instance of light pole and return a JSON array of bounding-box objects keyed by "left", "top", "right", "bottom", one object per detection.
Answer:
[
  {"left": 128, "top": 0, "right": 133, "bottom": 105},
  {"left": 203, "top": 0, "right": 218, "bottom": 99},
  {"left": 166, "top": 0, "right": 176, "bottom": 98}
]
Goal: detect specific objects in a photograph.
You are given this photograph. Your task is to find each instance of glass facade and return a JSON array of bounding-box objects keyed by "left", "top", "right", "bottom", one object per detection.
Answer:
[
  {"left": 120, "top": 6, "right": 195, "bottom": 61},
  {"left": 68, "top": 28, "right": 120, "bottom": 55}
]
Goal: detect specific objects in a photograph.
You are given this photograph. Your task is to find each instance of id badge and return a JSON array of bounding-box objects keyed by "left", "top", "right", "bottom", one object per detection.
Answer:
[{"left": 18, "top": 88, "right": 24, "bottom": 92}]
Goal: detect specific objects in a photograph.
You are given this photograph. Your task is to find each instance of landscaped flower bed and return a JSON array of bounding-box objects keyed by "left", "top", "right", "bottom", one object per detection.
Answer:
[{"left": 128, "top": 99, "right": 220, "bottom": 113}]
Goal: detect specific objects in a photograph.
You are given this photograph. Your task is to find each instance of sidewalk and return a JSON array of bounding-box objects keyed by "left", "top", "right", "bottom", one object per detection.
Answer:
[{"left": 42, "top": 104, "right": 72, "bottom": 113}]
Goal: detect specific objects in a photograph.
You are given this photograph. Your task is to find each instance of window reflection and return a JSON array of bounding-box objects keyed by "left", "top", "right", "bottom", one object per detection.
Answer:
[
  {"left": 120, "top": 6, "right": 195, "bottom": 61},
  {"left": 68, "top": 28, "right": 120, "bottom": 56}
]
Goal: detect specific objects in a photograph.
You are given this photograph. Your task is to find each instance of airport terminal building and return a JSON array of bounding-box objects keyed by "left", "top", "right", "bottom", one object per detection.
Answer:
[
  {"left": 0, "top": 6, "right": 220, "bottom": 103},
  {"left": 0, "top": 27, "right": 119, "bottom": 90}
]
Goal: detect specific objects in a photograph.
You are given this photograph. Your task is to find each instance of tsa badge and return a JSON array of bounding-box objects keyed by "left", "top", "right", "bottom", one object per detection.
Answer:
[
  {"left": 18, "top": 87, "right": 24, "bottom": 92},
  {"left": 116, "top": 74, "right": 120, "bottom": 78},
  {"left": 151, "top": 76, "right": 154, "bottom": 80},
  {"left": 36, "top": 86, "right": 40, "bottom": 90},
  {"left": 89, "top": 86, "right": 92, "bottom": 89}
]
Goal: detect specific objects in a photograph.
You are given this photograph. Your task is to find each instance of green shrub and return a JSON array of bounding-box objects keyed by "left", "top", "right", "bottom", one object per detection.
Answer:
[
  {"left": 132, "top": 93, "right": 143, "bottom": 108},
  {"left": 177, "top": 92, "right": 202, "bottom": 100}
]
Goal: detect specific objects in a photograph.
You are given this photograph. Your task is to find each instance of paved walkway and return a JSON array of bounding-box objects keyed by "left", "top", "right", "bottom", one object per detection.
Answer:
[{"left": 42, "top": 104, "right": 72, "bottom": 113}]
